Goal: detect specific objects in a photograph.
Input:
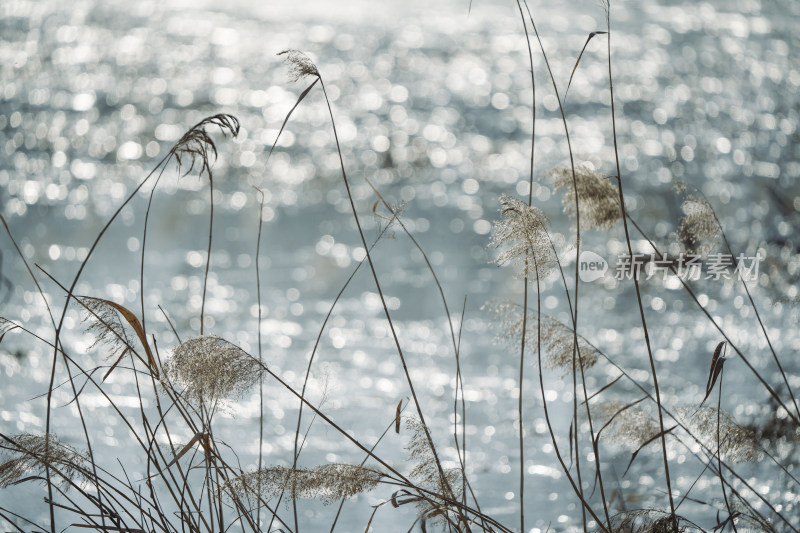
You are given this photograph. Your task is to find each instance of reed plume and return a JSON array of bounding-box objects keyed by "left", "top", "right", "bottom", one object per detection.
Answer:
[
  {"left": 729, "top": 494, "right": 779, "bottom": 533},
  {"left": 278, "top": 50, "right": 320, "bottom": 82},
  {"left": 81, "top": 296, "right": 135, "bottom": 362},
  {"left": 676, "top": 406, "right": 760, "bottom": 463},
  {"left": 405, "top": 416, "right": 462, "bottom": 522},
  {"left": 550, "top": 164, "right": 621, "bottom": 230},
  {"left": 540, "top": 314, "right": 600, "bottom": 371},
  {"left": 596, "top": 402, "right": 661, "bottom": 450},
  {"left": 162, "top": 335, "right": 264, "bottom": 404},
  {"left": 171, "top": 114, "right": 240, "bottom": 179},
  {"left": 224, "top": 464, "right": 381, "bottom": 505},
  {"left": 0, "top": 433, "right": 89, "bottom": 488},
  {"left": 607, "top": 510, "right": 686, "bottom": 533},
  {"left": 489, "top": 194, "right": 554, "bottom": 281},
  {"left": 485, "top": 303, "right": 599, "bottom": 371},
  {"left": 674, "top": 182, "right": 720, "bottom": 254}
]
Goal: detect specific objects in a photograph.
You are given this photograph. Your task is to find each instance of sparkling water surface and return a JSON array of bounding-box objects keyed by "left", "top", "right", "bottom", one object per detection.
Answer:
[{"left": 1, "top": 0, "right": 799, "bottom": 531}]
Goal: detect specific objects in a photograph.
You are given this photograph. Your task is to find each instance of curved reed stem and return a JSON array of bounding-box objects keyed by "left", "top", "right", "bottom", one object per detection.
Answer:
[{"left": 602, "top": 3, "right": 677, "bottom": 527}]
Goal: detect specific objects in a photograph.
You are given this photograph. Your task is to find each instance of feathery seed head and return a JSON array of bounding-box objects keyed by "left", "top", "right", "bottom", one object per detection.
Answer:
[
  {"left": 163, "top": 335, "right": 263, "bottom": 404},
  {"left": 678, "top": 197, "right": 720, "bottom": 253},
  {"left": 404, "top": 417, "right": 462, "bottom": 523},
  {"left": 597, "top": 402, "right": 662, "bottom": 450},
  {"left": 0, "top": 433, "right": 89, "bottom": 488},
  {"left": 550, "top": 164, "right": 621, "bottom": 230},
  {"left": 81, "top": 297, "right": 134, "bottom": 361},
  {"left": 540, "top": 315, "right": 600, "bottom": 371},
  {"left": 677, "top": 406, "right": 760, "bottom": 463},
  {"left": 483, "top": 302, "right": 526, "bottom": 348},
  {"left": 224, "top": 464, "right": 381, "bottom": 505},
  {"left": 674, "top": 182, "right": 720, "bottom": 254},
  {"left": 729, "top": 494, "right": 780, "bottom": 533},
  {"left": 489, "top": 194, "right": 554, "bottom": 281},
  {"left": 608, "top": 510, "right": 687, "bottom": 533},
  {"left": 484, "top": 303, "right": 599, "bottom": 372},
  {"left": 279, "top": 50, "right": 319, "bottom": 82},
  {"left": 172, "top": 114, "right": 240, "bottom": 179}
]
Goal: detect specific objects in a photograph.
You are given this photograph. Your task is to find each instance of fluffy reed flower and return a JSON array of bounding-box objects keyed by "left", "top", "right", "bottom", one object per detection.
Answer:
[
  {"left": 405, "top": 416, "right": 461, "bottom": 523},
  {"left": 373, "top": 199, "right": 407, "bottom": 238},
  {"left": 484, "top": 302, "right": 526, "bottom": 348},
  {"left": 489, "top": 194, "right": 554, "bottom": 281},
  {"left": 162, "top": 335, "right": 263, "bottom": 404},
  {"left": 674, "top": 182, "right": 720, "bottom": 254},
  {"left": 678, "top": 197, "right": 719, "bottom": 251},
  {"left": 81, "top": 297, "right": 134, "bottom": 361},
  {"left": 171, "top": 114, "right": 240, "bottom": 179},
  {"left": 596, "top": 402, "right": 662, "bottom": 450},
  {"left": 540, "top": 315, "right": 600, "bottom": 371},
  {"left": 550, "top": 164, "right": 621, "bottom": 230},
  {"left": 484, "top": 303, "right": 599, "bottom": 371},
  {"left": 676, "top": 406, "right": 760, "bottom": 463},
  {"left": 224, "top": 464, "right": 381, "bottom": 505},
  {"left": 609, "top": 510, "right": 686, "bottom": 533},
  {"left": 0, "top": 433, "right": 89, "bottom": 488},
  {"left": 730, "top": 494, "right": 779, "bottom": 533},
  {"left": 278, "top": 50, "right": 319, "bottom": 82}
]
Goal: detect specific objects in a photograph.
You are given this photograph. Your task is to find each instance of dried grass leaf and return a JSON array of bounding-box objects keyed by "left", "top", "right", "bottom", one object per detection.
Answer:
[
  {"left": 81, "top": 297, "right": 135, "bottom": 362},
  {"left": 80, "top": 296, "right": 158, "bottom": 379}
]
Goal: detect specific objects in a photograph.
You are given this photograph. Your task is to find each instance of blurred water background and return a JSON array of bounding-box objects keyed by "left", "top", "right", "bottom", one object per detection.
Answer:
[{"left": 1, "top": 0, "right": 799, "bottom": 530}]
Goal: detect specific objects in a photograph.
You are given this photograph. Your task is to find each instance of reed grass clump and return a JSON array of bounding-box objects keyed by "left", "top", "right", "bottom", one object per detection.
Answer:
[
  {"left": 0, "top": 2, "right": 796, "bottom": 532},
  {"left": 607, "top": 510, "right": 688, "bottom": 533}
]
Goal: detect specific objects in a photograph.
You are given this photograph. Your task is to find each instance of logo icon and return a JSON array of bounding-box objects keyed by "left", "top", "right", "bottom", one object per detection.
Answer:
[{"left": 578, "top": 250, "right": 608, "bottom": 282}]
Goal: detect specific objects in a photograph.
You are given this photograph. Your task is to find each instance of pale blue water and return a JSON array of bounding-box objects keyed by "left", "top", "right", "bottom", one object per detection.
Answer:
[{"left": 1, "top": 0, "right": 799, "bottom": 531}]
